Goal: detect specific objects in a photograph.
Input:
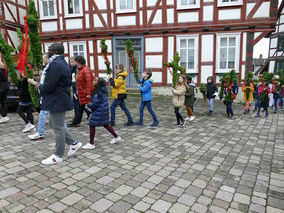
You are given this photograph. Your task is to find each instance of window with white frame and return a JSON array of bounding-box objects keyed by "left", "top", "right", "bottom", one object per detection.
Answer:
[
  {"left": 64, "top": 0, "right": 82, "bottom": 17},
  {"left": 70, "top": 42, "right": 86, "bottom": 59},
  {"left": 116, "top": 0, "right": 136, "bottom": 13},
  {"left": 177, "top": 36, "right": 198, "bottom": 72},
  {"left": 177, "top": 0, "right": 200, "bottom": 9},
  {"left": 216, "top": 34, "right": 240, "bottom": 72},
  {"left": 39, "top": 0, "right": 57, "bottom": 19},
  {"left": 217, "top": 0, "right": 243, "bottom": 7}
]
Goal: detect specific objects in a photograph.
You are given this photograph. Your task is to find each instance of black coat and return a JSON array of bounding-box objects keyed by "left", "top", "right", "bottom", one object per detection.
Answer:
[
  {"left": 0, "top": 68, "right": 9, "bottom": 90},
  {"left": 39, "top": 55, "right": 73, "bottom": 112},
  {"left": 205, "top": 83, "right": 218, "bottom": 99},
  {"left": 18, "top": 78, "right": 32, "bottom": 103}
]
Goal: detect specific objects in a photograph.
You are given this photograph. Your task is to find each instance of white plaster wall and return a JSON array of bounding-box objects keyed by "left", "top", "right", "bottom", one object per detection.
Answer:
[
  {"left": 97, "top": 39, "right": 112, "bottom": 53},
  {"left": 146, "top": 38, "right": 163, "bottom": 52},
  {"left": 146, "top": 55, "right": 163, "bottom": 68},
  {"left": 86, "top": 14, "right": 90, "bottom": 28},
  {"left": 147, "top": 10, "right": 153, "bottom": 22},
  {"left": 42, "top": 22, "right": 58, "bottom": 32},
  {"left": 98, "top": 55, "right": 113, "bottom": 70},
  {"left": 90, "top": 56, "right": 94, "bottom": 70},
  {"left": 254, "top": 32, "right": 261, "bottom": 40},
  {"left": 19, "top": 8, "right": 26, "bottom": 25},
  {"left": 280, "top": 14, "right": 284, "bottom": 24},
  {"left": 219, "top": 9, "right": 241, "bottom": 20},
  {"left": 147, "top": 0, "right": 158, "bottom": 7},
  {"left": 201, "top": 35, "right": 214, "bottom": 62},
  {"left": 4, "top": 5, "right": 13, "bottom": 23},
  {"left": 242, "top": 33, "right": 247, "bottom": 61},
  {"left": 18, "top": 0, "right": 26, "bottom": 6},
  {"left": 279, "top": 24, "right": 284, "bottom": 33},
  {"left": 203, "top": 0, "right": 214, "bottom": 2},
  {"left": 152, "top": 10, "right": 162, "bottom": 24},
  {"left": 168, "top": 36, "right": 174, "bottom": 84},
  {"left": 246, "top": 3, "right": 255, "bottom": 18},
  {"left": 102, "top": 13, "right": 108, "bottom": 25},
  {"left": 139, "top": 0, "right": 143, "bottom": 7},
  {"left": 63, "top": 42, "right": 68, "bottom": 54},
  {"left": 253, "top": 2, "right": 270, "bottom": 18},
  {"left": 167, "top": 9, "right": 174, "bottom": 24},
  {"left": 269, "top": 61, "right": 275, "bottom": 73},
  {"left": 140, "top": 11, "right": 143, "bottom": 25},
  {"left": 96, "top": 0, "right": 107, "bottom": 10},
  {"left": 241, "top": 65, "right": 245, "bottom": 80},
  {"left": 167, "top": 0, "right": 174, "bottom": 5},
  {"left": 269, "top": 49, "right": 275, "bottom": 57},
  {"left": 117, "top": 16, "right": 136, "bottom": 26},
  {"left": 270, "top": 38, "right": 277, "bottom": 49},
  {"left": 93, "top": 14, "right": 103, "bottom": 28},
  {"left": 178, "top": 12, "right": 199, "bottom": 22},
  {"left": 151, "top": 72, "right": 162, "bottom": 83},
  {"left": 88, "top": 41, "right": 93, "bottom": 54},
  {"left": 60, "top": 17, "right": 63, "bottom": 30},
  {"left": 112, "top": 13, "right": 114, "bottom": 27},
  {"left": 7, "top": 30, "right": 19, "bottom": 48},
  {"left": 58, "top": 0, "right": 62, "bottom": 14},
  {"left": 203, "top": 6, "right": 213, "bottom": 22},
  {"left": 85, "top": 0, "right": 89, "bottom": 11},
  {"left": 66, "top": 19, "right": 83, "bottom": 30},
  {"left": 201, "top": 66, "right": 213, "bottom": 83},
  {"left": 110, "top": 0, "right": 113, "bottom": 9}
]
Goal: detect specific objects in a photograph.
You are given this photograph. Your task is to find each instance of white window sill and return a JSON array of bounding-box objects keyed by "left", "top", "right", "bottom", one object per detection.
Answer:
[
  {"left": 217, "top": 2, "right": 243, "bottom": 7},
  {"left": 176, "top": 5, "right": 200, "bottom": 10},
  {"left": 40, "top": 16, "right": 58, "bottom": 20},
  {"left": 116, "top": 9, "right": 137, "bottom": 14},
  {"left": 64, "top": 14, "right": 83, "bottom": 18}
]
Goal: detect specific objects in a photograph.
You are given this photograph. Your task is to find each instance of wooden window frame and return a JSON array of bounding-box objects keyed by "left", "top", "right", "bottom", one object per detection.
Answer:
[
  {"left": 64, "top": 0, "right": 83, "bottom": 18},
  {"left": 116, "top": 0, "right": 137, "bottom": 14},
  {"left": 177, "top": 0, "right": 200, "bottom": 10},
  {"left": 39, "top": 0, "right": 58, "bottom": 20},
  {"left": 217, "top": 0, "right": 243, "bottom": 7}
]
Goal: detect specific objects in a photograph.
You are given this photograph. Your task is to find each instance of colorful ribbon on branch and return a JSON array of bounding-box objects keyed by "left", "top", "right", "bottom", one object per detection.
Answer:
[
  {"left": 228, "top": 80, "right": 233, "bottom": 94},
  {"left": 16, "top": 15, "right": 29, "bottom": 77},
  {"left": 166, "top": 64, "right": 172, "bottom": 75},
  {"left": 102, "top": 49, "right": 110, "bottom": 65},
  {"left": 127, "top": 50, "right": 134, "bottom": 73}
]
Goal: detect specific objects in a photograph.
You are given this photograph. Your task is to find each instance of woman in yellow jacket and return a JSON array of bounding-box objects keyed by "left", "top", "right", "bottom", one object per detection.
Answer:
[
  {"left": 242, "top": 83, "right": 254, "bottom": 114},
  {"left": 108, "top": 64, "right": 133, "bottom": 126}
]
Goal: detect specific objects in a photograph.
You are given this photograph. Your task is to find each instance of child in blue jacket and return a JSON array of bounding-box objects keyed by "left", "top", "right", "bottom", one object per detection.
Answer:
[
  {"left": 82, "top": 77, "right": 121, "bottom": 150},
  {"left": 134, "top": 69, "right": 159, "bottom": 127}
]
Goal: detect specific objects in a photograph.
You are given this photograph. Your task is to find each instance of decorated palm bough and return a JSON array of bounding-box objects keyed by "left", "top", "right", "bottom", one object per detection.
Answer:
[
  {"left": 242, "top": 71, "right": 254, "bottom": 101},
  {"left": 126, "top": 40, "right": 139, "bottom": 83},
  {"left": 199, "top": 83, "right": 207, "bottom": 101},
  {"left": 219, "top": 70, "right": 238, "bottom": 102},
  {"left": 163, "top": 52, "right": 185, "bottom": 88},
  {"left": 100, "top": 38, "right": 112, "bottom": 75}
]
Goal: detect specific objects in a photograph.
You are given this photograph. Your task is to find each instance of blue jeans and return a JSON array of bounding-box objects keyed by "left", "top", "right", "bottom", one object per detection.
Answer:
[
  {"left": 274, "top": 97, "right": 281, "bottom": 111},
  {"left": 38, "top": 110, "right": 49, "bottom": 135},
  {"left": 207, "top": 98, "right": 214, "bottom": 111},
  {"left": 139, "top": 101, "right": 158, "bottom": 123},
  {"left": 255, "top": 98, "right": 259, "bottom": 109},
  {"left": 110, "top": 98, "right": 133, "bottom": 123},
  {"left": 225, "top": 101, "right": 233, "bottom": 116}
]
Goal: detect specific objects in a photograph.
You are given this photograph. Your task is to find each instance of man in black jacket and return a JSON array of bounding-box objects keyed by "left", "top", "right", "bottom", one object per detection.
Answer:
[
  {"left": 0, "top": 61, "right": 9, "bottom": 123},
  {"left": 39, "top": 43, "right": 81, "bottom": 165}
]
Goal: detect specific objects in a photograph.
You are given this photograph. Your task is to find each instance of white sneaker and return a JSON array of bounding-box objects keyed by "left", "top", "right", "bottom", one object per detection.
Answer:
[
  {"left": 23, "top": 123, "right": 35, "bottom": 133},
  {"left": 110, "top": 136, "right": 121, "bottom": 144},
  {"left": 67, "top": 142, "right": 82, "bottom": 156},
  {"left": 0, "top": 117, "right": 9, "bottom": 123},
  {"left": 184, "top": 117, "right": 190, "bottom": 121},
  {"left": 189, "top": 116, "right": 195, "bottom": 121},
  {"left": 82, "top": 143, "right": 95, "bottom": 149},
  {"left": 42, "top": 154, "right": 62, "bottom": 165},
  {"left": 28, "top": 132, "right": 44, "bottom": 140}
]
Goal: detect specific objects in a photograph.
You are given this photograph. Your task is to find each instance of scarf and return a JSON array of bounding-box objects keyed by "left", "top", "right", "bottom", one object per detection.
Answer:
[{"left": 40, "top": 54, "right": 59, "bottom": 85}]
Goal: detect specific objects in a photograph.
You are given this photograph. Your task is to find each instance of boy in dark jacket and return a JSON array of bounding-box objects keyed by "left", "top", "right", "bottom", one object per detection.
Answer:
[
  {"left": 82, "top": 78, "right": 121, "bottom": 149},
  {"left": 0, "top": 62, "right": 9, "bottom": 123},
  {"left": 17, "top": 73, "right": 35, "bottom": 132},
  {"left": 205, "top": 76, "right": 218, "bottom": 116},
  {"left": 134, "top": 69, "right": 159, "bottom": 127},
  {"left": 184, "top": 76, "right": 195, "bottom": 121}
]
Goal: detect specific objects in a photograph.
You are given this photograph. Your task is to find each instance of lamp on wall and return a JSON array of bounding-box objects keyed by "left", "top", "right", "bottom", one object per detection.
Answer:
[
  {"left": 182, "top": 28, "right": 189, "bottom": 32},
  {"left": 203, "top": 27, "right": 209, "bottom": 32},
  {"left": 224, "top": 26, "right": 231, "bottom": 31}
]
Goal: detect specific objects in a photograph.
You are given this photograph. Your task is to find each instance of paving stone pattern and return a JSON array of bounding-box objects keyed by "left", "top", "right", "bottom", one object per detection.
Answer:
[{"left": 0, "top": 98, "right": 283, "bottom": 212}]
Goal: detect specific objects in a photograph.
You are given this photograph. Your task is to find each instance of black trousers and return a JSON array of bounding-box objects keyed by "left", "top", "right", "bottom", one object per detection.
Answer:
[
  {"left": 0, "top": 89, "right": 9, "bottom": 117},
  {"left": 72, "top": 104, "right": 85, "bottom": 125},
  {"left": 175, "top": 107, "right": 184, "bottom": 124},
  {"left": 17, "top": 104, "right": 34, "bottom": 124}
]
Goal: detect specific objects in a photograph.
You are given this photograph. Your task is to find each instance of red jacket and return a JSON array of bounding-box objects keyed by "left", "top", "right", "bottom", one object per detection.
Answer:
[{"left": 76, "top": 65, "right": 95, "bottom": 105}]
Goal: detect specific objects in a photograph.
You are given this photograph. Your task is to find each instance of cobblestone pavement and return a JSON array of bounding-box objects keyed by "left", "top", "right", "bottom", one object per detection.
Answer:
[{"left": 0, "top": 98, "right": 283, "bottom": 213}]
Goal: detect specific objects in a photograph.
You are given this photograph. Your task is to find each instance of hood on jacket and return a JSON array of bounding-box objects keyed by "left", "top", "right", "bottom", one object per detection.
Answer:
[
  {"left": 116, "top": 69, "right": 128, "bottom": 78},
  {"left": 189, "top": 82, "right": 196, "bottom": 87}
]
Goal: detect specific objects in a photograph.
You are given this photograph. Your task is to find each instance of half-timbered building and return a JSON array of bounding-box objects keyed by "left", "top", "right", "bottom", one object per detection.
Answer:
[
  {"left": 0, "top": 0, "right": 27, "bottom": 52},
  {"left": 268, "top": 0, "right": 284, "bottom": 73},
  {"left": 35, "top": 0, "right": 278, "bottom": 86}
]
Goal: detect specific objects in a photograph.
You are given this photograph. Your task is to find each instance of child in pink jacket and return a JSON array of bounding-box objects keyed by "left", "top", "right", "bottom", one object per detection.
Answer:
[{"left": 255, "top": 83, "right": 271, "bottom": 118}]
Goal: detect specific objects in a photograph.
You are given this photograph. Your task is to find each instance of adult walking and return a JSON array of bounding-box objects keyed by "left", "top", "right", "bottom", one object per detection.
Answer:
[
  {"left": 39, "top": 43, "right": 81, "bottom": 165},
  {"left": 0, "top": 61, "right": 9, "bottom": 123},
  {"left": 68, "top": 55, "right": 94, "bottom": 127}
]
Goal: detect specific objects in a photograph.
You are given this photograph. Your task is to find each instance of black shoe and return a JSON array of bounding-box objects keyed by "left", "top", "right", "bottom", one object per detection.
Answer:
[
  {"left": 124, "top": 121, "right": 134, "bottom": 126},
  {"left": 208, "top": 111, "right": 213, "bottom": 116},
  {"left": 86, "top": 112, "right": 91, "bottom": 120},
  {"left": 274, "top": 111, "right": 277, "bottom": 114},
  {"left": 180, "top": 120, "right": 187, "bottom": 127},
  {"left": 110, "top": 122, "right": 115, "bottom": 126},
  {"left": 67, "top": 123, "right": 79, "bottom": 127}
]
